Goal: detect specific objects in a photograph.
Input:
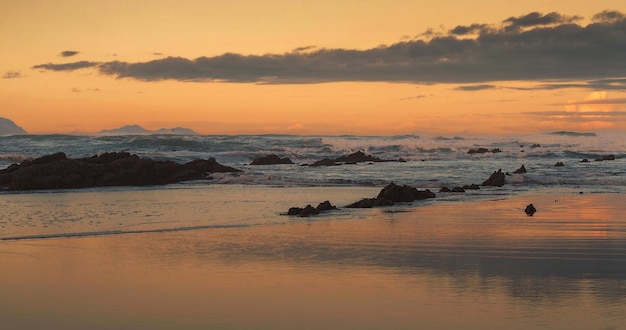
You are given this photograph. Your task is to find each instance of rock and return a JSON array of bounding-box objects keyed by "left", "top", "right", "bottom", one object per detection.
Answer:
[
  {"left": 581, "top": 158, "right": 589, "bottom": 163},
  {"left": 525, "top": 204, "right": 537, "bottom": 216},
  {"left": 468, "top": 148, "right": 489, "bottom": 154},
  {"left": 335, "top": 151, "right": 382, "bottom": 163},
  {"left": 468, "top": 148, "right": 502, "bottom": 154},
  {"left": 482, "top": 169, "right": 505, "bottom": 187},
  {"left": 463, "top": 184, "right": 480, "bottom": 190},
  {"left": 310, "top": 158, "right": 340, "bottom": 167},
  {"left": 310, "top": 151, "right": 400, "bottom": 167},
  {"left": 513, "top": 165, "right": 527, "bottom": 174},
  {"left": 451, "top": 186, "right": 466, "bottom": 193},
  {"left": 555, "top": 162, "right": 565, "bottom": 167},
  {"left": 286, "top": 200, "right": 338, "bottom": 217},
  {"left": 530, "top": 144, "right": 541, "bottom": 148},
  {"left": 439, "top": 186, "right": 451, "bottom": 193},
  {"left": 347, "top": 182, "right": 435, "bottom": 208},
  {"left": 250, "top": 154, "right": 294, "bottom": 165},
  {"left": 0, "top": 152, "right": 241, "bottom": 191}
]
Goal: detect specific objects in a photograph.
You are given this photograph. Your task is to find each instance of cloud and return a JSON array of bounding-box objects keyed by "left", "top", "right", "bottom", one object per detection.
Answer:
[
  {"left": 552, "top": 97, "right": 626, "bottom": 106},
  {"left": 3, "top": 71, "right": 23, "bottom": 79},
  {"left": 455, "top": 84, "right": 497, "bottom": 91},
  {"left": 60, "top": 50, "right": 79, "bottom": 57},
  {"left": 503, "top": 12, "right": 582, "bottom": 30},
  {"left": 33, "top": 61, "right": 99, "bottom": 71},
  {"left": 32, "top": 10, "right": 626, "bottom": 87}
]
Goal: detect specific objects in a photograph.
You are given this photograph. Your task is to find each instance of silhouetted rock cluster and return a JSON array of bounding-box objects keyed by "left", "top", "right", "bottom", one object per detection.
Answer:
[
  {"left": 346, "top": 182, "right": 435, "bottom": 208},
  {"left": 287, "top": 201, "right": 338, "bottom": 217},
  {"left": 250, "top": 154, "right": 294, "bottom": 165},
  {"left": 0, "top": 152, "right": 241, "bottom": 191}
]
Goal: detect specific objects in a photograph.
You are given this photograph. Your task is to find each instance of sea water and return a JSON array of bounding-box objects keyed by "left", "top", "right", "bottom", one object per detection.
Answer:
[{"left": 1, "top": 132, "right": 626, "bottom": 329}]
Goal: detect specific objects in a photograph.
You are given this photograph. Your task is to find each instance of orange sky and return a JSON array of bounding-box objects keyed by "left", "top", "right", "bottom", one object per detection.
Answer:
[{"left": 1, "top": 1, "right": 625, "bottom": 135}]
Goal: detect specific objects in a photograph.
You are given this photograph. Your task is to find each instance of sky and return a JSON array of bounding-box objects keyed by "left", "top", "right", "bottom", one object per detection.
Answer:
[{"left": 1, "top": 0, "right": 626, "bottom": 135}]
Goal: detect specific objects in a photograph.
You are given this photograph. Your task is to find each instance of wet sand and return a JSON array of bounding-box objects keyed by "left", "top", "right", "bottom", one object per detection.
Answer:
[{"left": 1, "top": 193, "right": 626, "bottom": 329}]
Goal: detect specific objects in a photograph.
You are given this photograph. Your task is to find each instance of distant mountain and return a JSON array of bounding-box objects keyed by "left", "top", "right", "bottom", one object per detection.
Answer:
[
  {"left": 0, "top": 117, "right": 27, "bottom": 135},
  {"left": 98, "top": 125, "right": 198, "bottom": 136},
  {"left": 546, "top": 131, "right": 596, "bottom": 137}
]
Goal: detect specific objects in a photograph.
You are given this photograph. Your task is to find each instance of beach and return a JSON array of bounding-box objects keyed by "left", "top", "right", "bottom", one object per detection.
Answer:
[{"left": 2, "top": 188, "right": 626, "bottom": 330}]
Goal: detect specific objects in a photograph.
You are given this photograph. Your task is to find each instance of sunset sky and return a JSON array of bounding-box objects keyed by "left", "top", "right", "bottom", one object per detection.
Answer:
[{"left": 1, "top": 0, "right": 626, "bottom": 135}]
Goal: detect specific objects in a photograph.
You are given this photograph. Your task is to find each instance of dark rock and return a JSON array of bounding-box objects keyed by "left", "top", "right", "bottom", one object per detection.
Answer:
[
  {"left": 347, "top": 182, "right": 435, "bottom": 208},
  {"left": 250, "top": 154, "right": 294, "bottom": 165},
  {"left": 463, "top": 184, "right": 480, "bottom": 190},
  {"left": 468, "top": 147, "right": 502, "bottom": 154},
  {"left": 555, "top": 162, "right": 565, "bottom": 167},
  {"left": 525, "top": 204, "right": 537, "bottom": 216},
  {"left": 581, "top": 158, "right": 589, "bottom": 163},
  {"left": 530, "top": 144, "right": 541, "bottom": 148},
  {"left": 286, "top": 200, "right": 338, "bottom": 217},
  {"left": 439, "top": 186, "right": 451, "bottom": 193},
  {"left": 468, "top": 148, "right": 489, "bottom": 154},
  {"left": 513, "top": 165, "right": 527, "bottom": 174},
  {"left": 311, "top": 151, "right": 401, "bottom": 167},
  {"left": 451, "top": 186, "right": 466, "bottom": 193},
  {"left": 315, "top": 200, "right": 337, "bottom": 212},
  {"left": 482, "top": 169, "right": 505, "bottom": 187},
  {"left": 335, "top": 151, "right": 383, "bottom": 163},
  {"left": 310, "top": 158, "right": 340, "bottom": 167},
  {"left": 0, "top": 152, "right": 241, "bottom": 191}
]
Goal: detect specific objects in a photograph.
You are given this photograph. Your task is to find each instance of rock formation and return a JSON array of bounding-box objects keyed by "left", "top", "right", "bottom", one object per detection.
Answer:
[
  {"left": 347, "top": 182, "right": 435, "bottom": 208},
  {"left": 287, "top": 200, "right": 338, "bottom": 217},
  {"left": 250, "top": 154, "right": 294, "bottom": 165},
  {"left": 0, "top": 152, "right": 241, "bottom": 191}
]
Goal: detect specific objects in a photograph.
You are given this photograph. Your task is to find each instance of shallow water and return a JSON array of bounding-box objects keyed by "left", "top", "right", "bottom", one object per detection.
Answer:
[{"left": 1, "top": 189, "right": 625, "bottom": 329}]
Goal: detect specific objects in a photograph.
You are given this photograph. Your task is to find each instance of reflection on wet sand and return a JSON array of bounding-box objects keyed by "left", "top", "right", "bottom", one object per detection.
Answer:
[{"left": 1, "top": 194, "right": 626, "bottom": 329}]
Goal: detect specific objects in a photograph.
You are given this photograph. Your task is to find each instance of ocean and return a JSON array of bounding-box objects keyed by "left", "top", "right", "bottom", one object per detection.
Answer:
[{"left": 1, "top": 132, "right": 626, "bottom": 329}]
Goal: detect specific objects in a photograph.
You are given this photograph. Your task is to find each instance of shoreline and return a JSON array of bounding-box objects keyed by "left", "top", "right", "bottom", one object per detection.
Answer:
[{"left": 2, "top": 191, "right": 626, "bottom": 329}]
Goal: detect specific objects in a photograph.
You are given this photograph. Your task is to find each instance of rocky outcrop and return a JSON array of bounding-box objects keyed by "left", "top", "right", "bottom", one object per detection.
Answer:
[
  {"left": 513, "top": 165, "right": 527, "bottom": 174},
  {"left": 250, "top": 154, "right": 294, "bottom": 165},
  {"left": 0, "top": 152, "right": 241, "bottom": 191},
  {"left": 287, "top": 201, "right": 338, "bottom": 217},
  {"left": 310, "top": 151, "right": 404, "bottom": 167},
  {"left": 346, "top": 182, "right": 435, "bottom": 208},
  {"left": 468, "top": 148, "right": 501, "bottom": 154},
  {"left": 482, "top": 169, "right": 505, "bottom": 187}
]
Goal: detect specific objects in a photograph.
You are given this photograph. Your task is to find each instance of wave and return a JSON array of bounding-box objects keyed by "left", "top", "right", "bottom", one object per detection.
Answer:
[{"left": 0, "top": 223, "right": 253, "bottom": 241}]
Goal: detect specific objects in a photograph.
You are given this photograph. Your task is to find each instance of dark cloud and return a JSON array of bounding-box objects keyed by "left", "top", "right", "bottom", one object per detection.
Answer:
[
  {"left": 33, "top": 61, "right": 99, "bottom": 71},
  {"left": 449, "top": 24, "right": 490, "bottom": 35},
  {"left": 592, "top": 10, "right": 626, "bottom": 23},
  {"left": 60, "top": 50, "right": 79, "bottom": 57},
  {"left": 503, "top": 12, "right": 582, "bottom": 30},
  {"left": 31, "top": 10, "right": 626, "bottom": 88},
  {"left": 3, "top": 71, "right": 23, "bottom": 79},
  {"left": 455, "top": 84, "right": 497, "bottom": 91}
]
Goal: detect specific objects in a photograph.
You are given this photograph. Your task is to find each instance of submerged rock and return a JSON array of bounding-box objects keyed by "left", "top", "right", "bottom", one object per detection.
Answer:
[{"left": 0, "top": 152, "right": 241, "bottom": 191}]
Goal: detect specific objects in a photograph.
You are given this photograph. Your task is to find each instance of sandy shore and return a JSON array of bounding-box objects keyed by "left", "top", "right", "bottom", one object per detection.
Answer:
[{"left": 1, "top": 192, "right": 626, "bottom": 329}]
